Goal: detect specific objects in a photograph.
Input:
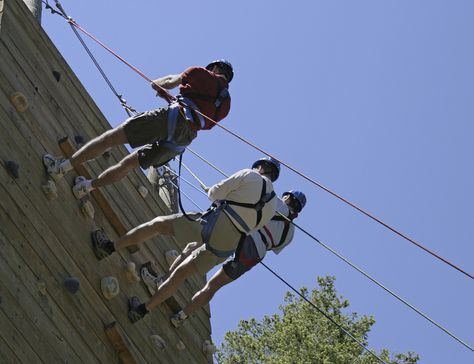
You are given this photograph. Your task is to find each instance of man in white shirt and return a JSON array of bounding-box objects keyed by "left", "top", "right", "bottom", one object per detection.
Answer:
[
  {"left": 90, "top": 157, "right": 280, "bottom": 323},
  {"left": 168, "top": 190, "right": 307, "bottom": 327}
]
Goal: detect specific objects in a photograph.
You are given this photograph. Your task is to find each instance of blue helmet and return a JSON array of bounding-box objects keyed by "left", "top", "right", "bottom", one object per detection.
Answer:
[
  {"left": 283, "top": 190, "right": 307, "bottom": 212},
  {"left": 252, "top": 157, "right": 280, "bottom": 182},
  {"left": 206, "top": 59, "right": 234, "bottom": 82}
]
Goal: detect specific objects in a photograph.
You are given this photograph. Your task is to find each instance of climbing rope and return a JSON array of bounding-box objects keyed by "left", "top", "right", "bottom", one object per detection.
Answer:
[
  {"left": 44, "top": 0, "right": 473, "bottom": 280},
  {"left": 259, "top": 261, "right": 387, "bottom": 364},
  {"left": 43, "top": 0, "right": 137, "bottom": 116}
]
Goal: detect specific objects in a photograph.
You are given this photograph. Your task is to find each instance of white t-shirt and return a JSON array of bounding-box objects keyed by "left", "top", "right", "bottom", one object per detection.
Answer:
[
  {"left": 208, "top": 168, "right": 276, "bottom": 233},
  {"left": 251, "top": 198, "right": 295, "bottom": 259}
]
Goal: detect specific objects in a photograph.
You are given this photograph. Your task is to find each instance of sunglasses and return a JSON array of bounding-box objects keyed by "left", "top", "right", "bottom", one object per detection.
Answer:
[{"left": 288, "top": 194, "right": 302, "bottom": 213}]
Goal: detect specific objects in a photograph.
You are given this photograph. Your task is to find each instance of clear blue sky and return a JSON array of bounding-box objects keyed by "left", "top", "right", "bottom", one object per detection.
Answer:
[{"left": 42, "top": 1, "right": 473, "bottom": 362}]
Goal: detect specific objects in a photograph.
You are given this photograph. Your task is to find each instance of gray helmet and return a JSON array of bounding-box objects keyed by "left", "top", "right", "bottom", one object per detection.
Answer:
[
  {"left": 206, "top": 59, "right": 234, "bottom": 82},
  {"left": 282, "top": 190, "right": 307, "bottom": 213},
  {"left": 252, "top": 157, "right": 280, "bottom": 182}
]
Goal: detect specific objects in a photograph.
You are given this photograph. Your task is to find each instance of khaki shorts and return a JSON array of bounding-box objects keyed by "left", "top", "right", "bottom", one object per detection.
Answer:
[
  {"left": 190, "top": 212, "right": 243, "bottom": 276},
  {"left": 156, "top": 212, "right": 244, "bottom": 275}
]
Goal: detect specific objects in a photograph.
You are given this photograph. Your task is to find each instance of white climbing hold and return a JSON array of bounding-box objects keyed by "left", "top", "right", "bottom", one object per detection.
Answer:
[
  {"left": 202, "top": 339, "right": 216, "bottom": 355},
  {"left": 137, "top": 185, "right": 148, "bottom": 198},
  {"left": 101, "top": 276, "right": 120, "bottom": 300},
  {"left": 176, "top": 340, "right": 186, "bottom": 351},
  {"left": 165, "top": 250, "right": 179, "bottom": 267},
  {"left": 150, "top": 334, "right": 166, "bottom": 350},
  {"left": 125, "top": 262, "right": 140, "bottom": 283},
  {"left": 9, "top": 91, "right": 29, "bottom": 113},
  {"left": 42, "top": 180, "right": 58, "bottom": 200},
  {"left": 37, "top": 281, "right": 47, "bottom": 296}
]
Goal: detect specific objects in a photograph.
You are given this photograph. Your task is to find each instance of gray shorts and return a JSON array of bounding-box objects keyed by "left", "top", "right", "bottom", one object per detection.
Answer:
[
  {"left": 222, "top": 235, "right": 261, "bottom": 280},
  {"left": 122, "top": 107, "right": 197, "bottom": 169}
]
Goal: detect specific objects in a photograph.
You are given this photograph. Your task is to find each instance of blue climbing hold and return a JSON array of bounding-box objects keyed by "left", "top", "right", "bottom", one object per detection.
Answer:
[
  {"left": 5, "top": 160, "right": 20, "bottom": 179},
  {"left": 64, "top": 277, "right": 80, "bottom": 294}
]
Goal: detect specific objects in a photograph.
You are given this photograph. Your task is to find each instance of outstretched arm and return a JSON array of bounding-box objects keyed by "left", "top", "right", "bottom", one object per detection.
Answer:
[{"left": 151, "top": 73, "right": 182, "bottom": 91}]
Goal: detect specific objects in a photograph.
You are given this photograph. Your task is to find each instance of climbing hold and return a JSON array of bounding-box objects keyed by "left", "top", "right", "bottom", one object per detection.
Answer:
[
  {"left": 150, "top": 335, "right": 166, "bottom": 350},
  {"left": 37, "top": 281, "right": 47, "bottom": 296},
  {"left": 202, "top": 339, "right": 216, "bottom": 355},
  {"left": 102, "top": 150, "right": 111, "bottom": 160},
  {"left": 137, "top": 185, "right": 148, "bottom": 198},
  {"left": 5, "top": 160, "right": 20, "bottom": 178},
  {"left": 52, "top": 70, "right": 61, "bottom": 82},
  {"left": 125, "top": 262, "right": 140, "bottom": 283},
  {"left": 9, "top": 91, "right": 29, "bottom": 113},
  {"left": 79, "top": 199, "right": 95, "bottom": 219},
  {"left": 42, "top": 180, "right": 58, "bottom": 200},
  {"left": 165, "top": 250, "right": 179, "bottom": 267},
  {"left": 176, "top": 340, "right": 186, "bottom": 351},
  {"left": 74, "top": 135, "right": 85, "bottom": 148},
  {"left": 101, "top": 276, "right": 120, "bottom": 300},
  {"left": 64, "top": 277, "right": 80, "bottom": 294}
]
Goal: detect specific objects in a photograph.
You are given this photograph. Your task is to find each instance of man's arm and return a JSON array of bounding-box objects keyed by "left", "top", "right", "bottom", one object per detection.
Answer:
[
  {"left": 207, "top": 170, "right": 246, "bottom": 202},
  {"left": 151, "top": 73, "right": 182, "bottom": 91}
]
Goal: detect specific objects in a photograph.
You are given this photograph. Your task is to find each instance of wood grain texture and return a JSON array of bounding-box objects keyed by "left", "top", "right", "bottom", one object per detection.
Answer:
[{"left": 0, "top": 0, "right": 213, "bottom": 362}]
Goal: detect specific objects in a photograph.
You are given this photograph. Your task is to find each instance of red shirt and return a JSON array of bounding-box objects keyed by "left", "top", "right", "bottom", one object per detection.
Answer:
[{"left": 179, "top": 67, "right": 231, "bottom": 130}]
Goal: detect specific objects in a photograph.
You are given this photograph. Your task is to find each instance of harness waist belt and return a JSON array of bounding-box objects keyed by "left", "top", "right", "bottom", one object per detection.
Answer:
[
  {"left": 205, "top": 243, "right": 235, "bottom": 258},
  {"left": 176, "top": 95, "right": 206, "bottom": 129}
]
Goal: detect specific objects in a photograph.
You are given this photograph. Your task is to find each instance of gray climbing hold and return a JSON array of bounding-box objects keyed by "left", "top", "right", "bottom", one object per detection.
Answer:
[
  {"left": 64, "top": 277, "right": 80, "bottom": 294},
  {"left": 5, "top": 160, "right": 19, "bottom": 179}
]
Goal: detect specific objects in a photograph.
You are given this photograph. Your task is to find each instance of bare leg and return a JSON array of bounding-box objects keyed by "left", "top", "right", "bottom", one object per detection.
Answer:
[
  {"left": 114, "top": 217, "right": 174, "bottom": 251},
  {"left": 163, "top": 242, "right": 200, "bottom": 280},
  {"left": 91, "top": 151, "right": 140, "bottom": 188},
  {"left": 145, "top": 254, "right": 198, "bottom": 311},
  {"left": 70, "top": 126, "right": 128, "bottom": 167},
  {"left": 182, "top": 267, "right": 232, "bottom": 317}
]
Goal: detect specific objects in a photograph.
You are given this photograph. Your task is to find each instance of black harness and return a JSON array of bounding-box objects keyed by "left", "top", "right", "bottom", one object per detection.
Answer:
[
  {"left": 200, "top": 178, "right": 275, "bottom": 258},
  {"left": 270, "top": 214, "right": 293, "bottom": 248}
]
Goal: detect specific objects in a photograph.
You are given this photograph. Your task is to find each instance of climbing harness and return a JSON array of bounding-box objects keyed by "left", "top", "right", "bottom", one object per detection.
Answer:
[
  {"left": 269, "top": 214, "right": 294, "bottom": 248},
  {"left": 197, "top": 178, "right": 276, "bottom": 258},
  {"left": 180, "top": 77, "right": 229, "bottom": 128},
  {"left": 224, "top": 178, "right": 276, "bottom": 232}
]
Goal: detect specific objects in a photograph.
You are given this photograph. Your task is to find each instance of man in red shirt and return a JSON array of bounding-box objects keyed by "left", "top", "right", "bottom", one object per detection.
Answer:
[{"left": 42, "top": 60, "right": 233, "bottom": 198}]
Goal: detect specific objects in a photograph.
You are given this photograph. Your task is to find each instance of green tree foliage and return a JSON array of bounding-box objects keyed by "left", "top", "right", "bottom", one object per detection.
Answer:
[{"left": 216, "top": 276, "right": 419, "bottom": 364}]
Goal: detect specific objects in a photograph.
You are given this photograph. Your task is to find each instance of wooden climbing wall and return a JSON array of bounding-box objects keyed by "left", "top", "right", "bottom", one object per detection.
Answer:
[{"left": 0, "top": 0, "right": 213, "bottom": 363}]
